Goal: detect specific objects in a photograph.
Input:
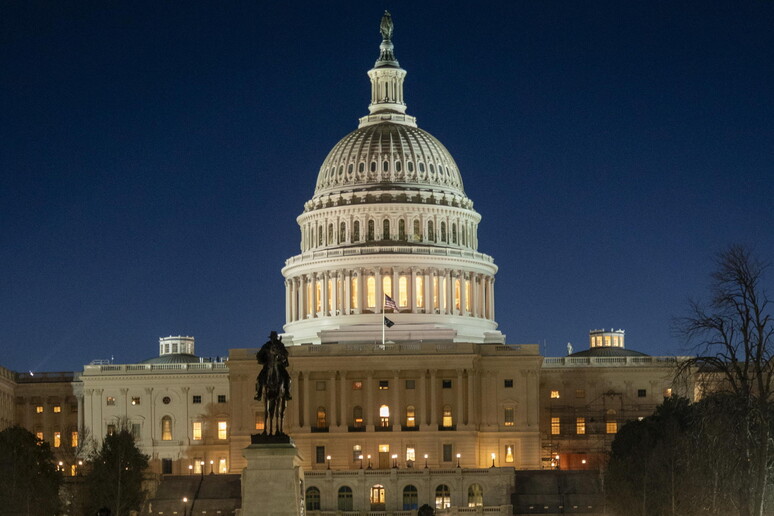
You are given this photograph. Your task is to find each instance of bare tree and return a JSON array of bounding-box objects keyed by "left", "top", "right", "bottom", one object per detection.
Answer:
[{"left": 677, "top": 245, "right": 774, "bottom": 516}]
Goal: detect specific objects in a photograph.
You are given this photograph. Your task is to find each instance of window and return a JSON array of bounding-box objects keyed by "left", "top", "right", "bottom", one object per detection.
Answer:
[
  {"left": 413, "top": 219, "right": 420, "bottom": 240},
  {"left": 162, "top": 396, "right": 171, "bottom": 405},
  {"left": 71, "top": 431, "right": 78, "bottom": 448},
  {"left": 606, "top": 409, "right": 617, "bottom": 434},
  {"left": 36, "top": 431, "right": 43, "bottom": 441},
  {"left": 442, "top": 406, "right": 453, "bottom": 428},
  {"left": 316, "top": 446, "right": 326, "bottom": 464},
  {"left": 192, "top": 395, "right": 202, "bottom": 404},
  {"left": 218, "top": 421, "right": 228, "bottom": 440},
  {"left": 638, "top": 389, "right": 647, "bottom": 398},
  {"left": 406, "top": 446, "right": 416, "bottom": 462},
  {"left": 162, "top": 458, "right": 172, "bottom": 474},
  {"left": 398, "top": 276, "right": 408, "bottom": 306},
  {"left": 53, "top": 404, "right": 61, "bottom": 413},
  {"left": 366, "top": 276, "right": 376, "bottom": 307},
  {"left": 379, "top": 405, "right": 390, "bottom": 427},
  {"left": 405, "top": 405, "right": 416, "bottom": 427},
  {"left": 192, "top": 421, "right": 202, "bottom": 440},
  {"left": 70, "top": 464, "right": 77, "bottom": 476},
  {"left": 107, "top": 424, "right": 116, "bottom": 436},
  {"left": 415, "top": 272, "right": 424, "bottom": 308},
  {"left": 665, "top": 388, "right": 673, "bottom": 397},
  {"left": 551, "top": 417, "right": 560, "bottom": 435},
  {"left": 161, "top": 417, "right": 172, "bottom": 441},
  {"left": 255, "top": 412, "right": 264, "bottom": 431},
  {"left": 550, "top": 390, "right": 560, "bottom": 399},
  {"left": 443, "top": 444, "right": 453, "bottom": 462},
  {"left": 130, "top": 423, "right": 140, "bottom": 440},
  {"left": 383, "top": 275, "right": 392, "bottom": 299},
  {"left": 218, "top": 394, "right": 227, "bottom": 403},
  {"left": 428, "top": 220, "right": 435, "bottom": 241},
  {"left": 352, "top": 220, "right": 360, "bottom": 242},
  {"left": 316, "top": 407, "right": 327, "bottom": 428},
  {"left": 35, "top": 405, "right": 43, "bottom": 414},
  {"left": 435, "top": 484, "right": 451, "bottom": 509},
  {"left": 54, "top": 432, "right": 61, "bottom": 448},
  {"left": 505, "top": 444, "right": 514, "bottom": 463},
  {"left": 405, "top": 379, "right": 415, "bottom": 389},
  {"left": 403, "top": 485, "right": 419, "bottom": 510},
  {"left": 353, "top": 444, "right": 362, "bottom": 462},
  {"left": 504, "top": 407, "right": 514, "bottom": 426},
  {"left": 576, "top": 417, "right": 586, "bottom": 435},
  {"left": 442, "top": 379, "right": 452, "bottom": 389},
  {"left": 504, "top": 379, "right": 513, "bottom": 388},
  {"left": 350, "top": 276, "right": 359, "bottom": 308},
  {"left": 370, "top": 484, "right": 386, "bottom": 510},
  {"left": 352, "top": 381, "right": 363, "bottom": 390},
  {"left": 440, "top": 221, "right": 447, "bottom": 242},
  {"left": 367, "top": 220, "right": 375, "bottom": 241},
  {"left": 338, "top": 486, "right": 353, "bottom": 511},
  {"left": 378, "top": 380, "right": 389, "bottom": 390},
  {"left": 131, "top": 397, "right": 140, "bottom": 406},
  {"left": 454, "top": 278, "right": 461, "bottom": 309},
  {"left": 576, "top": 389, "right": 586, "bottom": 398},
  {"left": 306, "top": 487, "right": 321, "bottom": 510},
  {"left": 316, "top": 381, "right": 326, "bottom": 391},
  {"left": 353, "top": 406, "right": 364, "bottom": 428},
  {"left": 106, "top": 397, "right": 115, "bottom": 406},
  {"left": 219, "top": 457, "right": 227, "bottom": 473},
  {"left": 468, "top": 484, "right": 484, "bottom": 507}
]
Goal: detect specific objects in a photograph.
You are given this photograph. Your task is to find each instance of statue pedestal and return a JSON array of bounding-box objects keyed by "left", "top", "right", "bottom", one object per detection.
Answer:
[{"left": 241, "top": 438, "right": 305, "bottom": 516}]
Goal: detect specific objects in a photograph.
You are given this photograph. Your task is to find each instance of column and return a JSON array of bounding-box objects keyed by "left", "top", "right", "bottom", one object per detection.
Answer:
[
  {"left": 419, "top": 371, "right": 428, "bottom": 427},
  {"left": 366, "top": 371, "right": 374, "bottom": 430},
  {"left": 285, "top": 280, "right": 291, "bottom": 324},
  {"left": 355, "top": 269, "right": 364, "bottom": 315},
  {"left": 466, "top": 369, "right": 476, "bottom": 426},
  {"left": 375, "top": 269, "right": 382, "bottom": 313},
  {"left": 302, "top": 373, "right": 310, "bottom": 429},
  {"left": 300, "top": 276, "right": 308, "bottom": 320},
  {"left": 460, "top": 273, "right": 468, "bottom": 316},
  {"left": 425, "top": 271, "right": 433, "bottom": 314},
  {"left": 344, "top": 271, "right": 352, "bottom": 315},
  {"left": 321, "top": 271, "right": 329, "bottom": 316},
  {"left": 329, "top": 372, "right": 338, "bottom": 428},
  {"left": 456, "top": 370, "right": 464, "bottom": 428},
  {"left": 392, "top": 370, "right": 400, "bottom": 430},
  {"left": 340, "top": 371, "right": 348, "bottom": 428},
  {"left": 76, "top": 394, "right": 84, "bottom": 438},
  {"left": 429, "top": 370, "right": 438, "bottom": 426},
  {"left": 410, "top": 268, "right": 417, "bottom": 314},
  {"left": 446, "top": 271, "right": 453, "bottom": 314}
]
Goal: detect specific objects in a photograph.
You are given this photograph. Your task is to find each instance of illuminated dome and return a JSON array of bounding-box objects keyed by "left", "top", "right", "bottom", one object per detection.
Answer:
[{"left": 282, "top": 12, "right": 503, "bottom": 346}]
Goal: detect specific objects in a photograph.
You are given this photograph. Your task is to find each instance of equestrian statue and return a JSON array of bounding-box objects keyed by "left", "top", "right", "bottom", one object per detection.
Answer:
[{"left": 255, "top": 331, "right": 292, "bottom": 436}]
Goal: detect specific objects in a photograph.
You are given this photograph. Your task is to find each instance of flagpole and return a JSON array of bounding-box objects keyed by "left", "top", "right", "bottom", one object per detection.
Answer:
[{"left": 382, "top": 297, "right": 386, "bottom": 347}]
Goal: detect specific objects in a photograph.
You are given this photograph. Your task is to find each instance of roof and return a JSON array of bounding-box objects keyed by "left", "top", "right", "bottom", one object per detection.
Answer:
[
  {"left": 141, "top": 353, "right": 206, "bottom": 365},
  {"left": 568, "top": 346, "right": 650, "bottom": 358}
]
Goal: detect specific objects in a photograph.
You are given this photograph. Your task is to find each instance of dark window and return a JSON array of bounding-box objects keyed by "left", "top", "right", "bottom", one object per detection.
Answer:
[
  {"left": 442, "top": 380, "right": 452, "bottom": 389},
  {"left": 379, "top": 380, "right": 389, "bottom": 390},
  {"left": 218, "top": 395, "right": 227, "bottom": 403},
  {"left": 316, "top": 446, "right": 326, "bottom": 464},
  {"left": 192, "top": 395, "right": 202, "bottom": 404},
  {"left": 405, "top": 380, "right": 416, "bottom": 389},
  {"left": 442, "top": 444, "right": 453, "bottom": 462},
  {"left": 306, "top": 487, "right": 321, "bottom": 510},
  {"left": 338, "top": 486, "right": 354, "bottom": 511},
  {"left": 638, "top": 389, "right": 647, "bottom": 398},
  {"left": 504, "top": 379, "right": 513, "bottom": 388},
  {"left": 162, "top": 458, "right": 172, "bottom": 474},
  {"left": 403, "top": 485, "right": 419, "bottom": 510}
]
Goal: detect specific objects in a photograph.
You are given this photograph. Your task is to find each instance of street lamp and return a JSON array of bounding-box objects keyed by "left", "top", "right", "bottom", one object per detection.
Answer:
[
  {"left": 424, "top": 454, "right": 428, "bottom": 469},
  {"left": 456, "top": 453, "right": 461, "bottom": 468},
  {"left": 209, "top": 459, "right": 214, "bottom": 475},
  {"left": 188, "top": 464, "right": 193, "bottom": 475},
  {"left": 182, "top": 497, "right": 188, "bottom": 516},
  {"left": 367, "top": 454, "right": 372, "bottom": 470},
  {"left": 326, "top": 455, "right": 331, "bottom": 470},
  {"left": 391, "top": 454, "right": 398, "bottom": 468},
  {"left": 358, "top": 454, "right": 364, "bottom": 469},
  {"left": 491, "top": 453, "right": 496, "bottom": 468},
  {"left": 200, "top": 460, "right": 205, "bottom": 477}
]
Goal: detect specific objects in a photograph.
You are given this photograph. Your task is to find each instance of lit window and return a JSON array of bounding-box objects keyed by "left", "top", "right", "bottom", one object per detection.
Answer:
[
  {"left": 442, "top": 406, "right": 453, "bottom": 428},
  {"left": 366, "top": 277, "right": 376, "bottom": 307},
  {"left": 379, "top": 405, "right": 390, "bottom": 427},
  {"left": 370, "top": 484, "right": 386, "bottom": 509},
  {"left": 315, "top": 280, "right": 321, "bottom": 312},
  {"left": 551, "top": 417, "right": 560, "bottom": 435},
  {"left": 70, "top": 464, "right": 77, "bottom": 476},
  {"left": 465, "top": 280, "right": 471, "bottom": 312},
  {"left": 353, "top": 444, "right": 362, "bottom": 461},
  {"left": 317, "top": 407, "right": 328, "bottom": 428},
  {"left": 504, "top": 407, "right": 514, "bottom": 426},
  {"left": 53, "top": 404, "right": 61, "bottom": 413},
  {"left": 379, "top": 380, "right": 389, "bottom": 390},
  {"left": 454, "top": 279, "right": 461, "bottom": 310},
  {"left": 576, "top": 417, "right": 586, "bottom": 435},
  {"left": 71, "top": 431, "right": 78, "bottom": 448},
  {"left": 161, "top": 417, "right": 172, "bottom": 441},
  {"left": 432, "top": 276, "right": 439, "bottom": 307},
  {"left": 406, "top": 446, "right": 416, "bottom": 462},
  {"left": 383, "top": 276, "right": 392, "bottom": 300},
  {"left": 131, "top": 397, "right": 140, "bottom": 405},
  {"left": 107, "top": 424, "right": 116, "bottom": 436},
  {"left": 606, "top": 421, "right": 618, "bottom": 434},
  {"left": 106, "top": 397, "right": 115, "bottom": 406},
  {"left": 218, "top": 457, "right": 227, "bottom": 473},
  {"left": 398, "top": 276, "right": 408, "bottom": 307},
  {"left": 664, "top": 388, "right": 673, "bottom": 397},
  {"left": 415, "top": 276, "right": 424, "bottom": 308},
  {"left": 193, "top": 458, "right": 203, "bottom": 474},
  {"left": 192, "top": 395, "right": 202, "bottom": 404},
  {"left": 405, "top": 406, "right": 416, "bottom": 427},
  {"left": 218, "top": 421, "right": 228, "bottom": 440},
  {"left": 35, "top": 431, "right": 43, "bottom": 441},
  {"left": 352, "top": 381, "right": 363, "bottom": 390},
  {"left": 255, "top": 412, "right": 264, "bottom": 431},
  {"left": 54, "top": 432, "right": 61, "bottom": 448},
  {"left": 350, "top": 277, "right": 359, "bottom": 308},
  {"left": 435, "top": 484, "right": 451, "bottom": 510},
  {"left": 467, "top": 484, "right": 484, "bottom": 507},
  {"left": 505, "top": 445, "right": 514, "bottom": 463},
  {"left": 575, "top": 389, "right": 586, "bottom": 398},
  {"left": 192, "top": 421, "right": 202, "bottom": 440},
  {"left": 550, "top": 390, "right": 560, "bottom": 399},
  {"left": 35, "top": 405, "right": 43, "bottom": 414}
]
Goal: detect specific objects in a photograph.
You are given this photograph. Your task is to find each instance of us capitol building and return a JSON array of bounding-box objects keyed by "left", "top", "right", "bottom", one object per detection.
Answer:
[{"left": 0, "top": 13, "right": 688, "bottom": 515}]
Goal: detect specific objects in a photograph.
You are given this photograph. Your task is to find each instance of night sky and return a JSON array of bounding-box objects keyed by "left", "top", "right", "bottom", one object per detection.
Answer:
[{"left": 2, "top": 2, "right": 773, "bottom": 373}]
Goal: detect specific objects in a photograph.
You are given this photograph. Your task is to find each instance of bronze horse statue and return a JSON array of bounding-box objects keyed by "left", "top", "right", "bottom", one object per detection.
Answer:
[{"left": 255, "top": 331, "right": 292, "bottom": 436}]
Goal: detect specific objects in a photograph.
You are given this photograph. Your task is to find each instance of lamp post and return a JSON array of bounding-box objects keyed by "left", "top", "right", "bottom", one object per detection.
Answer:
[
  {"left": 77, "top": 460, "right": 83, "bottom": 476},
  {"left": 188, "top": 464, "right": 193, "bottom": 475},
  {"left": 182, "top": 497, "right": 188, "bottom": 516},
  {"left": 326, "top": 455, "right": 331, "bottom": 470},
  {"left": 491, "top": 453, "right": 496, "bottom": 468},
  {"left": 358, "top": 454, "right": 364, "bottom": 469},
  {"left": 391, "top": 454, "right": 398, "bottom": 468},
  {"left": 456, "top": 453, "right": 461, "bottom": 468},
  {"left": 209, "top": 459, "right": 214, "bottom": 475},
  {"left": 424, "top": 454, "right": 428, "bottom": 469},
  {"left": 367, "top": 454, "right": 372, "bottom": 470},
  {"left": 200, "top": 460, "right": 205, "bottom": 477}
]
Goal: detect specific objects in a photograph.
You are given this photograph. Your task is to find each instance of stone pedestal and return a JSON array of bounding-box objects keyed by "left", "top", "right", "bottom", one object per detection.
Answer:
[{"left": 241, "top": 439, "right": 305, "bottom": 516}]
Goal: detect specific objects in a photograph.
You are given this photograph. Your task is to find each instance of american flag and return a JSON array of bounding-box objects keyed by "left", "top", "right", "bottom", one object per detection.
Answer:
[{"left": 384, "top": 294, "right": 398, "bottom": 311}]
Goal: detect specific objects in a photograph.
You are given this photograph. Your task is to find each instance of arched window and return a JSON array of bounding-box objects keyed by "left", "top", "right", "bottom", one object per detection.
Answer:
[
  {"left": 468, "top": 484, "right": 484, "bottom": 507},
  {"left": 338, "top": 486, "right": 353, "bottom": 511},
  {"left": 352, "top": 220, "right": 360, "bottom": 242},
  {"left": 383, "top": 160, "right": 389, "bottom": 172},
  {"left": 353, "top": 406, "right": 364, "bottom": 428},
  {"left": 429, "top": 163, "right": 435, "bottom": 175},
  {"left": 370, "top": 161, "right": 377, "bottom": 172},
  {"left": 428, "top": 221, "right": 435, "bottom": 241},
  {"left": 435, "top": 484, "right": 451, "bottom": 509},
  {"left": 419, "top": 162, "right": 425, "bottom": 173},
  {"left": 305, "top": 487, "right": 321, "bottom": 510},
  {"left": 161, "top": 416, "right": 172, "bottom": 441},
  {"left": 415, "top": 276, "right": 424, "bottom": 309},
  {"left": 383, "top": 276, "right": 392, "bottom": 300},
  {"left": 347, "top": 163, "right": 353, "bottom": 175},
  {"left": 398, "top": 219, "right": 406, "bottom": 240},
  {"left": 366, "top": 277, "right": 376, "bottom": 308},
  {"left": 359, "top": 162, "right": 365, "bottom": 173},
  {"left": 383, "top": 219, "right": 390, "bottom": 240},
  {"left": 403, "top": 485, "right": 419, "bottom": 510},
  {"left": 370, "top": 484, "right": 386, "bottom": 510},
  {"left": 405, "top": 405, "right": 416, "bottom": 427},
  {"left": 440, "top": 221, "right": 447, "bottom": 242},
  {"left": 350, "top": 276, "right": 359, "bottom": 310},
  {"left": 408, "top": 161, "right": 414, "bottom": 172},
  {"left": 367, "top": 220, "right": 375, "bottom": 241},
  {"left": 452, "top": 223, "right": 457, "bottom": 244},
  {"left": 395, "top": 160, "right": 402, "bottom": 172},
  {"left": 340, "top": 222, "right": 346, "bottom": 243},
  {"left": 413, "top": 219, "right": 421, "bottom": 240},
  {"left": 398, "top": 276, "right": 408, "bottom": 307},
  {"left": 379, "top": 405, "right": 390, "bottom": 427},
  {"left": 442, "top": 405, "right": 453, "bottom": 428},
  {"left": 316, "top": 407, "right": 327, "bottom": 429}
]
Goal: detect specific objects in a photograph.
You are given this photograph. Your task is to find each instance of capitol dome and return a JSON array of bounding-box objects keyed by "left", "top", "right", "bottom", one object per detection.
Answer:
[{"left": 281, "top": 12, "right": 503, "bottom": 346}]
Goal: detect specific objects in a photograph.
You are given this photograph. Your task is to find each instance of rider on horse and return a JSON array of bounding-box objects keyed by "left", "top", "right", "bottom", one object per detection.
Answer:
[{"left": 255, "top": 331, "right": 292, "bottom": 401}]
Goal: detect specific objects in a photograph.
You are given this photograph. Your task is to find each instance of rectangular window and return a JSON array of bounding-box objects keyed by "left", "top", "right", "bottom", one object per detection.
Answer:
[
  {"left": 107, "top": 424, "right": 116, "bottom": 436},
  {"left": 352, "top": 381, "right": 363, "bottom": 390},
  {"left": 71, "top": 431, "right": 78, "bottom": 448},
  {"left": 132, "top": 423, "right": 141, "bottom": 439},
  {"left": 131, "top": 397, "right": 140, "bottom": 406},
  {"left": 54, "top": 432, "right": 61, "bottom": 447},
  {"left": 550, "top": 390, "right": 560, "bottom": 399},
  {"left": 606, "top": 421, "right": 618, "bottom": 434},
  {"left": 193, "top": 458, "right": 202, "bottom": 474},
  {"left": 406, "top": 446, "right": 416, "bottom": 462},
  {"left": 637, "top": 389, "right": 647, "bottom": 398},
  {"left": 433, "top": 276, "right": 439, "bottom": 308},
  {"left": 70, "top": 464, "right": 77, "bottom": 476},
  {"left": 316, "top": 381, "right": 327, "bottom": 391},
  {"left": 551, "top": 417, "right": 560, "bottom": 435},
  {"left": 664, "top": 388, "right": 672, "bottom": 397},
  {"left": 53, "top": 404, "right": 61, "bottom": 413},
  {"left": 415, "top": 276, "right": 424, "bottom": 308},
  {"left": 219, "top": 457, "right": 227, "bottom": 474},
  {"left": 465, "top": 280, "right": 471, "bottom": 312},
  {"left": 379, "top": 380, "right": 389, "bottom": 390},
  {"left": 218, "top": 394, "right": 227, "bottom": 403},
  {"left": 316, "top": 446, "right": 326, "bottom": 464},
  {"left": 192, "top": 421, "right": 202, "bottom": 440},
  {"left": 442, "top": 444, "right": 453, "bottom": 462},
  {"left": 504, "top": 407, "right": 514, "bottom": 426},
  {"left": 576, "top": 417, "right": 586, "bottom": 435},
  {"left": 504, "top": 379, "right": 513, "bottom": 388},
  {"left": 192, "top": 395, "right": 202, "bottom": 404},
  {"left": 162, "top": 458, "right": 173, "bottom": 474},
  {"left": 505, "top": 444, "right": 515, "bottom": 463},
  {"left": 35, "top": 405, "right": 43, "bottom": 414},
  {"left": 36, "top": 431, "right": 44, "bottom": 441},
  {"left": 350, "top": 277, "right": 358, "bottom": 309},
  {"left": 398, "top": 276, "right": 409, "bottom": 307},
  {"left": 255, "top": 413, "right": 265, "bottom": 431},
  {"left": 575, "top": 389, "right": 586, "bottom": 398},
  {"left": 405, "top": 379, "right": 415, "bottom": 389},
  {"left": 106, "top": 397, "right": 115, "bottom": 406},
  {"left": 353, "top": 444, "right": 362, "bottom": 462},
  {"left": 442, "top": 379, "right": 452, "bottom": 389},
  {"left": 218, "top": 421, "right": 228, "bottom": 440}
]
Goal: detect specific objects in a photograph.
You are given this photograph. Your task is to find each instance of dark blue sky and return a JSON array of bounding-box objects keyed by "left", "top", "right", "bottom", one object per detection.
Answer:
[{"left": 2, "top": 1, "right": 773, "bottom": 373}]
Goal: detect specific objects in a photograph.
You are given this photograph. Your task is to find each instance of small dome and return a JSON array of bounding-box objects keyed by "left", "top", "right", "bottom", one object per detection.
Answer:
[
  {"left": 568, "top": 346, "right": 650, "bottom": 358},
  {"left": 141, "top": 353, "right": 205, "bottom": 365},
  {"left": 313, "top": 123, "right": 465, "bottom": 197}
]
